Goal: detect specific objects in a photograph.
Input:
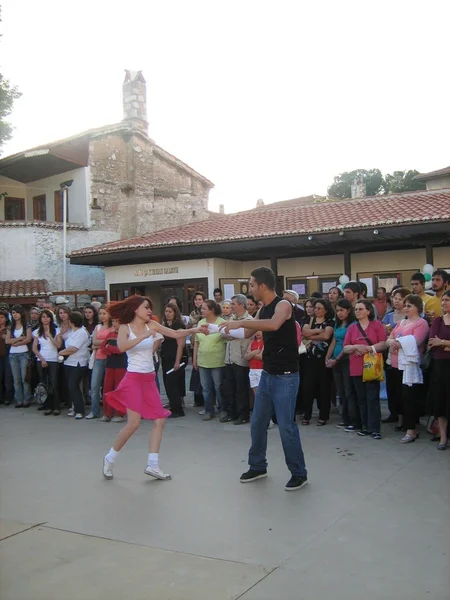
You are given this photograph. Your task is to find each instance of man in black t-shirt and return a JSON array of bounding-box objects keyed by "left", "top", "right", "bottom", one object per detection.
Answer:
[{"left": 221, "top": 267, "right": 308, "bottom": 491}]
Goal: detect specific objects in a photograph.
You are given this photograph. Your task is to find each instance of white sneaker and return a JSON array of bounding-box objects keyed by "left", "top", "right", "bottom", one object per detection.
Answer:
[
  {"left": 268, "top": 420, "right": 275, "bottom": 429},
  {"left": 99, "top": 415, "right": 111, "bottom": 422},
  {"left": 67, "top": 409, "right": 75, "bottom": 417},
  {"left": 103, "top": 457, "right": 114, "bottom": 480},
  {"left": 144, "top": 466, "right": 172, "bottom": 480},
  {"left": 75, "top": 413, "right": 83, "bottom": 419},
  {"left": 111, "top": 416, "right": 124, "bottom": 423},
  {"left": 85, "top": 412, "right": 97, "bottom": 420},
  {"left": 198, "top": 409, "right": 205, "bottom": 415}
]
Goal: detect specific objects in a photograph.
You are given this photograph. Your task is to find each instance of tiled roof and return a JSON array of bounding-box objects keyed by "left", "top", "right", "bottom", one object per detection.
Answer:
[
  {"left": 0, "top": 279, "right": 51, "bottom": 298},
  {"left": 414, "top": 166, "right": 450, "bottom": 181},
  {"left": 69, "top": 188, "right": 450, "bottom": 258}
]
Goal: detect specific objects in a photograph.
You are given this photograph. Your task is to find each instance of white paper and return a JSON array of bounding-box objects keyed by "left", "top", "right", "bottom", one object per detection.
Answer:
[
  {"left": 359, "top": 277, "right": 374, "bottom": 298},
  {"left": 221, "top": 327, "right": 245, "bottom": 339},
  {"left": 223, "top": 284, "right": 235, "bottom": 300},
  {"left": 207, "top": 323, "right": 220, "bottom": 333}
]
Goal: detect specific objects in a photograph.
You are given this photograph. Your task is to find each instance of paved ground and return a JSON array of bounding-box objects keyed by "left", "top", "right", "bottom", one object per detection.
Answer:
[{"left": 1, "top": 383, "right": 449, "bottom": 600}]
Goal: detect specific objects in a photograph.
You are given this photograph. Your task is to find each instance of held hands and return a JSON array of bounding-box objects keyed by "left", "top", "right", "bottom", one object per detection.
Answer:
[
  {"left": 428, "top": 336, "right": 442, "bottom": 348},
  {"left": 326, "top": 358, "right": 336, "bottom": 368},
  {"left": 353, "top": 344, "right": 371, "bottom": 357},
  {"left": 197, "top": 324, "right": 210, "bottom": 335},
  {"left": 41, "top": 360, "right": 48, "bottom": 368},
  {"left": 219, "top": 321, "right": 240, "bottom": 334}
]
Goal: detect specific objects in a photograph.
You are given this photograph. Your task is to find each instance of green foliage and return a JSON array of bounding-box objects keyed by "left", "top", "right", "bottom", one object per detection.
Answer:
[
  {"left": 384, "top": 170, "right": 426, "bottom": 193},
  {"left": 328, "top": 168, "right": 426, "bottom": 198},
  {"left": 0, "top": 7, "right": 22, "bottom": 152}
]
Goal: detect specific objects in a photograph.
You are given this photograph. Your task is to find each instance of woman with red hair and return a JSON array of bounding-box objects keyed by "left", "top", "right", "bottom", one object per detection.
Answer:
[{"left": 102, "top": 295, "right": 206, "bottom": 481}]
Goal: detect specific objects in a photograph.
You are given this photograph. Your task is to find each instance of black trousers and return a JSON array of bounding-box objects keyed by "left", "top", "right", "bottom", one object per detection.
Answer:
[
  {"left": 385, "top": 367, "right": 403, "bottom": 419},
  {"left": 37, "top": 361, "right": 61, "bottom": 411},
  {"left": 402, "top": 383, "right": 423, "bottom": 430},
  {"left": 332, "top": 358, "right": 354, "bottom": 425},
  {"left": 302, "top": 357, "right": 332, "bottom": 421},
  {"left": 162, "top": 359, "right": 185, "bottom": 414},
  {"left": 222, "top": 363, "right": 250, "bottom": 419},
  {"left": 65, "top": 365, "right": 87, "bottom": 415}
]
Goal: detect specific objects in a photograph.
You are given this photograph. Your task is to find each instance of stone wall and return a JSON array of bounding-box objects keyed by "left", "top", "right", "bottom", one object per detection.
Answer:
[
  {"left": 88, "top": 130, "right": 211, "bottom": 239},
  {"left": 0, "top": 224, "right": 119, "bottom": 290}
]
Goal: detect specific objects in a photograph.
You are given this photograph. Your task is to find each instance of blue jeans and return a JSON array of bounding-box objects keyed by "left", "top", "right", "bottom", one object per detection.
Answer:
[
  {"left": 199, "top": 367, "right": 224, "bottom": 415},
  {"left": 90, "top": 358, "right": 106, "bottom": 416},
  {"left": 9, "top": 352, "right": 32, "bottom": 405},
  {"left": 249, "top": 371, "right": 307, "bottom": 477}
]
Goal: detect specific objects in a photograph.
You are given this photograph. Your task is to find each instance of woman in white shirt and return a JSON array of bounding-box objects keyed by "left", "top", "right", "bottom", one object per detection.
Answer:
[
  {"left": 6, "top": 305, "right": 32, "bottom": 407},
  {"left": 102, "top": 295, "right": 206, "bottom": 482},
  {"left": 32, "top": 310, "right": 62, "bottom": 415},
  {"left": 58, "top": 312, "right": 90, "bottom": 419}
]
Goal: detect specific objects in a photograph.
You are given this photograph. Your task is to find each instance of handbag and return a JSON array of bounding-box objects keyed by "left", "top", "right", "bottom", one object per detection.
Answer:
[
  {"left": 357, "top": 323, "right": 384, "bottom": 382},
  {"left": 420, "top": 348, "right": 433, "bottom": 373}
]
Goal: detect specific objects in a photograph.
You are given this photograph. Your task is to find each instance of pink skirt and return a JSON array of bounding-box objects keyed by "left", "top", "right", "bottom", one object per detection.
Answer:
[{"left": 105, "top": 371, "right": 171, "bottom": 420}]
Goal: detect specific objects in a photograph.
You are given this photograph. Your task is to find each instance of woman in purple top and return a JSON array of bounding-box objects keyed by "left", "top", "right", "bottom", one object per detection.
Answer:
[{"left": 428, "top": 290, "right": 450, "bottom": 450}]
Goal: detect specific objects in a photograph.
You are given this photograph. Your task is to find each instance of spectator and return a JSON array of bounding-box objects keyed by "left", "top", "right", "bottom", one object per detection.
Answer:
[
  {"left": 0, "top": 310, "right": 14, "bottom": 405},
  {"left": 301, "top": 299, "right": 335, "bottom": 426},
  {"left": 86, "top": 305, "right": 113, "bottom": 420},
  {"left": 36, "top": 297, "right": 46, "bottom": 309},
  {"left": 429, "top": 269, "right": 450, "bottom": 318},
  {"left": 91, "top": 301, "right": 102, "bottom": 313},
  {"left": 194, "top": 300, "right": 226, "bottom": 421},
  {"left": 29, "top": 307, "right": 40, "bottom": 331},
  {"left": 32, "top": 309, "right": 62, "bottom": 415},
  {"left": 43, "top": 300, "right": 56, "bottom": 312},
  {"left": 244, "top": 330, "right": 264, "bottom": 414},
  {"left": 310, "top": 291, "right": 323, "bottom": 299},
  {"left": 83, "top": 303, "right": 99, "bottom": 335},
  {"left": 410, "top": 272, "right": 436, "bottom": 315},
  {"left": 167, "top": 296, "right": 188, "bottom": 400},
  {"left": 302, "top": 298, "right": 315, "bottom": 326},
  {"left": 55, "top": 296, "right": 69, "bottom": 307},
  {"left": 283, "top": 290, "right": 304, "bottom": 324},
  {"left": 188, "top": 291, "right": 206, "bottom": 408},
  {"left": 221, "top": 294, "right": 253, "bottom": 425},
  {"left": 167, "top": 296, "right": 183, "bottom": 313},
  {"left": 91, "top": 295, "right": 99, "bottom": 303},
  {"left": 221, "top": 301, "right": 232, "bottom": 320},
  {"left": 160, "top": 303, "right": 187, "bottom": 418},
  {"left": 386, "top": 295, "right": 429, "bottom": 443},
  {"left": 246, "top": 295, "right": 258, "bottom": 318},
  {"left": 325, "top": 299, "right": 356, "bottom": 429},
  {"left": 100, "top": 318, "right": 127, "bottom": 423},
  {"left": 6, "top": 305, "right": 32, "bottom": 408},
  {"left": 373, "top": 287, "right": 388, "bottom": 320},
  {"left": 328, "top": 286, "right": 343, "bottom": 310},
  {"left": 343, "top": 282, "right": 361, "bottom": 307},
  {"left": 59, "top": 312, "right": 90, "bottom": 419},
  {"left": 344, "top": 300, "right": 387, "bottom": 439},
  {"left": 214, "top": 288, "right": 223, "bottom": 303},
  {"left": 428, "top": 290, "right": 450, "bottom": 450}
]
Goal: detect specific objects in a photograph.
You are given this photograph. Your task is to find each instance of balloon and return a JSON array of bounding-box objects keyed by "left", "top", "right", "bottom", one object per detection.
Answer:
[
  {"left": 339, "top": 275, "right": 350, "bottom": 285},
  {"left": 424, "top": 273, "right": 431, "bottom": 282},
  {"left": 337, "top": 284, "right": 343, "bottom": 291},
  {"left": 422, "top": 264, "right": 434, "bottom": 275},
  {"left": 425, "top": 280, "right": 432, "bottom": 290}
]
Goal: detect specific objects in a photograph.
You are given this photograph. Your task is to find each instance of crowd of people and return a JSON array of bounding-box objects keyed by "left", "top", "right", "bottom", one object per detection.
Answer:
[{"left": 0, "top": 267, "right": 449, "bottom": 483}]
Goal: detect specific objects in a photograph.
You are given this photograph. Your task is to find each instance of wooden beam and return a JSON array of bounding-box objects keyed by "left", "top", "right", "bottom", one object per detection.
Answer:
[
  {"left": 344, "top": 250, "right": 352, "bottom": 278},
  {"left": 425, "top": 244, "right": 434, "bottom": 266}
]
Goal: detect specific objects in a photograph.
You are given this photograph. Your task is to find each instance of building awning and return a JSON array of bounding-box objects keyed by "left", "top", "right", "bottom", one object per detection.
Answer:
[{"left": 0, "top": 279, "right": 52, "bottom": 299}]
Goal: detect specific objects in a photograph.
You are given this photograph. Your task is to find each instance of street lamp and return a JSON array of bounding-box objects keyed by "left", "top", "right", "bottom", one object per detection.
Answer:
[{"left": 60, "top": 180, "right": 73, "bottom": 292}]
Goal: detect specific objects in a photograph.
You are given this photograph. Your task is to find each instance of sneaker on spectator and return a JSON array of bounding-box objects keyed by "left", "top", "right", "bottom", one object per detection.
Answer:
[
  {"left": 111, "top": 416, "right": 125, "bottom": 423},
  {"left": 99, "top": 416, "right": 111, "bottom": 422},
  {"left": 357, "top": 430, "right": 370, "bottom": 437},
  {"left": 345, "top": 425, "right": 359, "bottom": 432},
  {"left": 67, "top": 408, "right": 75, "bottom": 417},
  {"left": 198, "top": 409, "right": 205, "bottom": 415},
  {"left": 75, "top": 413, "right": 84, "bottom": 420},
  {"left": 85, "top": 412, "right": 97, "bottom": 420}
]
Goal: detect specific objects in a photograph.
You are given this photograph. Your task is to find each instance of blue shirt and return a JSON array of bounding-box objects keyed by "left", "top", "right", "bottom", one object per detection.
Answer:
[{"left": 333, "top": 323, "right": 349, "bottom": 359}]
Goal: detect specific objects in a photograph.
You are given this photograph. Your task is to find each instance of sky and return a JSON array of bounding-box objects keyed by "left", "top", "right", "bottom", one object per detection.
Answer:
[{"left": 1, "top": 0, "right": 449, "bottom": 213}]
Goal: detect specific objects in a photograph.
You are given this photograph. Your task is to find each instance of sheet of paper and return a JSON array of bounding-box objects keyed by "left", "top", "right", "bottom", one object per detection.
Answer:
[
  {"left": 292, "top": 283, "right": 306, "bottom": 296},
  {"left": 321, "top": 280, "right": 337, "bottom": 294},
  {"left": 223, "top": 283, "right": 235, "bottom": 300},
  {"left": 359, "top": 277, "right": 374, "bottom": 298}
]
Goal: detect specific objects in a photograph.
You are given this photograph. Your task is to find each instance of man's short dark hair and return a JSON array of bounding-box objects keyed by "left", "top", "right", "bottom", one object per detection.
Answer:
[
  {"left": 251, "top": 267, "right": 276, "bottom": 291},
  {"left": 359, "top": 282, "right": 368, "bottom": 297},
  {"left": 377, "top": 287, "right": 387, "bottom": 294},
  {"left": 69, "top": 311, "right": 83, "bottom": 328},
  {"left": 246, "top": 295, "right": 256, "bottom": 303},
  {"left": 344, "top": 282, "right": 361, "bottom": 295},
  {"left": 310, "top": 291, "right": 323, "bottom": 299},
  {"left": 411, "top": 272, "right": 425, "bottom": 286},
  {"left": 213, "top": 287, "right": 222, "bottom": 295},
  {"left": 432, "top": 269, "right": 450, "bottom": 283}
]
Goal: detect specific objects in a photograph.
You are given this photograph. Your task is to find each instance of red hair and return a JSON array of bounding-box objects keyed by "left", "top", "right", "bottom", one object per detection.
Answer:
[{"left": 107, "top": 295, "right": 152, "bottom": 324}]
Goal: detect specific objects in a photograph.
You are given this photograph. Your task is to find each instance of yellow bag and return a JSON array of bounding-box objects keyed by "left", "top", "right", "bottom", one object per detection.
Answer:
[{"left": 363, "top": 352, "right": 384, "bottom": 382}]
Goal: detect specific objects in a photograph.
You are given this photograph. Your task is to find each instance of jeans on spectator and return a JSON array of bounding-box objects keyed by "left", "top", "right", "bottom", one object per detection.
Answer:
[
  {"left": 249, "top": 371, "right": 307, "bottom": 477},
  {"left": 332, "top": 358, "right": 354, "bottom": 425},
  {"left": 65, "top": 364, "right": 87, "bottom": 415},
  {"left": 222, "top": 363, "right": 250, "bottom": 420},
  {"left": 351, "top": 376, "right": 381, "bottom": 433},
  {"left": 9, "top": 352, "right": 31, "bottom": 405},
  {"left": 90, "top": 358, "right": 106, "bottom": 416},
  {"left": 36, "top": 361, "right": 61, "bottom": 411},
  {"left": 0, "top": 355, "right": 14, "bottom": 403},
  {"left": 199, "top": 367, "right": 224, "bottom": 415}
]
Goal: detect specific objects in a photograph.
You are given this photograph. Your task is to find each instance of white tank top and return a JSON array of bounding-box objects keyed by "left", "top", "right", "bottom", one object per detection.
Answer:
[{"left": 126, "top": 324, "right": 163, "bottom": 373}]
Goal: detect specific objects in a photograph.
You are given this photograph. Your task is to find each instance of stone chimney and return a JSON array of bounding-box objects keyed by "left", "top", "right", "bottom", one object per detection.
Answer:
[
  {"left": 123, "top": 70, "right": 148, "bottom": 134},
  {"left": 351, "top": 175, "right": 366, "bottom": 199},
  {"left": 256, "top": 199, "right": 265, "bottom": 207},
  {"left": 219, "top": 204, "right": 225, "bottom": 214}
]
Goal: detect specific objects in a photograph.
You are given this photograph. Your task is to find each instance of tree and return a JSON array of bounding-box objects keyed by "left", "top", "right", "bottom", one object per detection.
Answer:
[
  {"left": 0, "top": 7, "right": 21, "bottom": 152},
  {"left": 384, "top": 170, "right": 426, "bottom": 194},
  {"left": 327, "top": 169, "right": 386, "bottom": 198}
]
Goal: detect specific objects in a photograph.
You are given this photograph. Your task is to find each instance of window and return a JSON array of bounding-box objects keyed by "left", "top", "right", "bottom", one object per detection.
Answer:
[
  {"left": 33, "top": 195, "right": 46, "bottom": 221},
  {"left": 54, "top": 190, "right": 69, "bottom": 222},
  {"left": 4, "top": 197, "right": 25, "bottom": 220}
]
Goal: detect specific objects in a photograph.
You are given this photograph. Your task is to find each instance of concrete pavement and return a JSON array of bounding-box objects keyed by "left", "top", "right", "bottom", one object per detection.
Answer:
[{"left": 0, "top": 396, "right": 449, "bottom": 599}]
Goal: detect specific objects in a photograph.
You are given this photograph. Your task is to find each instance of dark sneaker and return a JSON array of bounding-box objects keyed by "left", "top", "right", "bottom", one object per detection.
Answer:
[
  {"left": 168, "top": 412, "right": 185, "bottom": 418},
  {"left": 285, "top": 475, "right": 308, "bottom": 491},
  {"left": 233, "top": 417, "right": 249, "bottom": 425},
  {"left": 219, "top": 415, "right": 233, "bottom": 423},
  {"left": 336, "top": 422, "right": 349, "bottom": 429},
  {"left": 381, "top": 415, "right": 397, "bottom": 423},
  {"left": 372, "top": 432, "right": 382, "bottom": 440},
  {"left": 240, "top": 469, "right": 267, "bottom": 483},
  {"left": 357, "top": 430, "right": 370, "bottom": 436},
  {"left": 345, "top": 425, "right": 359, "bottom": 432}
]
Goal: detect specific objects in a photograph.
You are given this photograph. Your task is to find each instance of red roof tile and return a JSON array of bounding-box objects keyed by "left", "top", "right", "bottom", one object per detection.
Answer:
[
  {"left": 414, "top": 166, "right": 450, "bottom": 181},
  {"left": 0, "top": 279, "right": 51, "bottom": 298},
  {"left": 70, "top": 188, "right": 450, "bottom": 257}
]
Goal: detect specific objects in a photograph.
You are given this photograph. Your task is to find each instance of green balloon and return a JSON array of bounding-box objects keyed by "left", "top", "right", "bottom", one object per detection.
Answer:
[{"left": 424, "top": 273, "right": 431, "bottom": 281}]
